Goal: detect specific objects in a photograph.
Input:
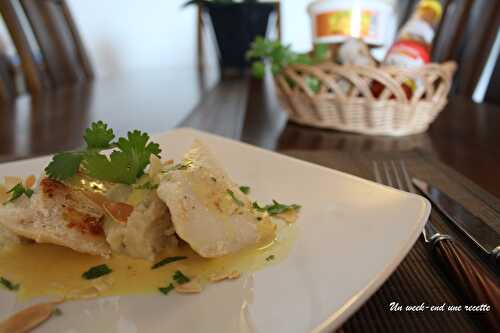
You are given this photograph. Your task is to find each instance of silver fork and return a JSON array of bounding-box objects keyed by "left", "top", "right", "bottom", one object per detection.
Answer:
[{"left": 372, "top": 160, "right": 500, "bottom": 332}]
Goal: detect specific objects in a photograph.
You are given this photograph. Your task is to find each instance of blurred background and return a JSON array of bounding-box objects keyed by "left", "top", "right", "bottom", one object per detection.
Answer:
[{"left": 0, "top": 0, "right": 500, "bottom": 102}]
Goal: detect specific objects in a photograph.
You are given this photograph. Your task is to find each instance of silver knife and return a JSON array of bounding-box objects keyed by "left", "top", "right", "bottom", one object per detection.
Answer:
[{"left": 412, "top": 178, "right": 500, "bottom": 262}]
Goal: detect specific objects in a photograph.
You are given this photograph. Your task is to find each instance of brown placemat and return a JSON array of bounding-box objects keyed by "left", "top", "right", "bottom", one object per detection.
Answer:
[{"left": 281, "top": 149, "right": 500, "bottom": 333}]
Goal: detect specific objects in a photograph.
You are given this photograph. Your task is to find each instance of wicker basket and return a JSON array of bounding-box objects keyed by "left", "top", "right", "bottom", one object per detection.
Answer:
[{"left": 274, "top": 61, "right": 456, "bottom": 136}]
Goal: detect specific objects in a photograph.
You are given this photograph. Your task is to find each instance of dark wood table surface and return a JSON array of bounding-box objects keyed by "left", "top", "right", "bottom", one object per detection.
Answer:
[{"left": 1, "top": 69, "right": 499, "bottom": 199}]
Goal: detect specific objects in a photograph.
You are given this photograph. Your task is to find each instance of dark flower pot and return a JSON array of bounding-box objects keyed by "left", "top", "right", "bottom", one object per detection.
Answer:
[{"left": 205, "top": 2, "right": 275, "bottom": 71}]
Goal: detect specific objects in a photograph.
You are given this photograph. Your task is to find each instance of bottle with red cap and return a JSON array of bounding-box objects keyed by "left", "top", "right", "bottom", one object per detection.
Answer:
[{"left": 373, "top": 0, "right": 443, "bottom": 98}]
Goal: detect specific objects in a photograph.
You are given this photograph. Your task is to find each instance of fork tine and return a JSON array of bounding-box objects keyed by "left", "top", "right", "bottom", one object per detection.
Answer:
[
  {"left": 399, "top": 161, "right": 415, "bottom": 193},
  {"left": 390, "top": 160, "right": 404, "bottom": 191},
  {"left": 382, "top": 161, "right": 394, "bottom": 187},
  {"left": 372, "top": 161, "right": 383, "bottom": 184}
]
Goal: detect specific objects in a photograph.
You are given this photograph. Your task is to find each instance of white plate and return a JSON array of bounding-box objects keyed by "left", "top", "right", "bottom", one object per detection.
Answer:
[{"left": 0, "top": 128, "right": 430, "bottom": 333}]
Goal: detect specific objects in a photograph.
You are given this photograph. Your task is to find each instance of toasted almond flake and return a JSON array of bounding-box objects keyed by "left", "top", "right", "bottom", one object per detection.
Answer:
[
  {"left": 210, "top": 270, "right": 241, "bottom": 282},
  {"left": 103, "top": 202, "right": 134, "bottom": 223},
  {"left": 149, "top": 154, "right": 162, "bottom": 178},
  {"left": 64, "top": 286, "right": 99, "bottom": 300},
  {"left": 227, "top": 270, "right": 241, "bottom": 279},
  {"left": 82, "top": 191, "right": 109, "bottom": 209},
  {"left": 4, "top": 177, "right": 22, "bottom": 191},
  {"left": 0, "top": 301, "right": 62, "bottom": 333},
  {"left": 23, "top": 175, "right": 36, "bottom": 189},
  {"left": 276, "top": 209, "right": 298, "bottom": 224},
  {"left": 91, "top": 275, "right": 115, "bottom": 293},
  {"left": 0, "top": 185, "right": 9, "bottom": 204},
  {"left": 175, "top": 280, "right": 202, "bottom": 294}
]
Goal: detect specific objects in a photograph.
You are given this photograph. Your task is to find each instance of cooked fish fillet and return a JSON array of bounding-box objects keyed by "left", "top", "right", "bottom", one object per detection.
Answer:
[
  {"left": 157, "top": 140, "right": 272, "bottom": 258},
  {"left": 0, "top": 178, "right": 111, "bottom": 256},
  {"left": 104, "top": 190, "right": 177, "bottom": 261}
]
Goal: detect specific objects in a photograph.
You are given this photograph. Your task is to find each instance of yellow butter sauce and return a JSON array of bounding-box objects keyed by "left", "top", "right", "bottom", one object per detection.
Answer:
[{"left": 0, "top": 223, "right": 297, "bottom": 301}]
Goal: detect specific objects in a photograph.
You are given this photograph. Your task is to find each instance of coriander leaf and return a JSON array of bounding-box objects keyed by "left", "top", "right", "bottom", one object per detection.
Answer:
[
  {"left": 159, "top": 283, "right": 175, "bottom": 295},
  {"left": 117, "top": 130, "right": 161, "bottom": 178},
  {"left": 173, "top": 270, "right": 190, "bottom": 285},
  {"left": 45, "top": 152, "right": 84, "bottom": 181},
  {"left": 227, "top": 189, "right": 244, "bottom": 207},
  {"left": 162, "top": 160, "right": 193, "bottom": 174},
  {"left": 4, "top": 183, "right": 33, "bottom": 204},
  {"left": 239, "top": 186, "right": 250, "bottom": 194},
  {"left": 135, "top": 181, "right": 159, "bottom": 190},
  {"left": 252, "top": 201, "right": 266, "bottom": 212},
  {"left": 82, "top": 264, "right": 112, "bottom": 280},
  {"left": 266, "top": 200, "right": 296, "bottom": 215},
  {"left": 0, "top": 276, "right": 19, "bottom": 291},
  {"left": 265, "top": 255, "right": 275, "bottom": 261},
  {"left": 151, "top": 256, "right": 187, "bottom": 270},
  {"left": 84, "top": 121, "right": 115, "bottom": 149},
  {"left": 252, "top": 200, "right": 301, "bottom": 215}
]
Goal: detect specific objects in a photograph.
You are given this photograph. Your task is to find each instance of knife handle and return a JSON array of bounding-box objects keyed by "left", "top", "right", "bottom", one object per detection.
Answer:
[{"left": 433, "top": 238, "right": 500, "bottom": 332}]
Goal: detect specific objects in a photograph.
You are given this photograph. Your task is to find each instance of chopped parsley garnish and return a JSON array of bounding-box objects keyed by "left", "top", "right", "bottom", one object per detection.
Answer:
[
  {"left": 162, "top": 160, "right": 193, "bottom": 174},
  {"left": 227, "top": 189, "right": 244, "bottom": 207},
  {"left": 4, "top": 183, "right": 33, "bottom": 204},
  {"left": 151, "top": 256, "right": 187, "bottom": 269},
  {"left": 82, "top": 264, "right": 112, "bottom": 280},
  {"left": 253, "top": 200, "right": 301, "bottom": 215},
  {"left": 135, "top": 181, "right": 159, "bottom": 190},
  {"left": 239, "top": 186, "right": 250, "bottom": 194},
  {"left": 159, "top": 283, "right": 175, "bottom": 295},
  {"left": 45, "top": 121, "right": 161, "bottom": 185},
  {"left": 53, "top": 308, "right": 63, "bottom": 316},
  {"left": 0, "top": 277, "right": 19, "bottom": 291},
  {"left": 173, "top": 270, "right": 190, "bottom": 285},
  {"left": 265, "top": 255, "right": 275, "bottom": 261}
]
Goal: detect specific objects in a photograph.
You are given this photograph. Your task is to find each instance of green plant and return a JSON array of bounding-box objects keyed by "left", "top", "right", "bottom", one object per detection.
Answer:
[{"left": 246, "top": 37, "right": 329, "bottom": 93}]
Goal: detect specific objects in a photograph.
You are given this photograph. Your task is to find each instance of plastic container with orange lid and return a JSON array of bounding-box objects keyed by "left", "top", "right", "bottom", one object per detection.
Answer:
[{"left": 308, "top": 0, "right": 395, "bottom": 46}]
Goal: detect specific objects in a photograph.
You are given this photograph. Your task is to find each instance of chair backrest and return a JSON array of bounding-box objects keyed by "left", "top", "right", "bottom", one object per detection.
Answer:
[
  {"left": 0, "top": 0, "right": 93, "bottom": 94},
  {"left": 0, "top": 51, "right": 16, "bottom": 101},
  {"left": 431, "top": 0, "right": 499, "bottom": 97}
]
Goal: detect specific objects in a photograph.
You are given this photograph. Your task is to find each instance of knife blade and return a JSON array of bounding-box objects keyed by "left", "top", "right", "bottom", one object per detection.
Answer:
[{"left": 412, "top": 178, "right": 500, "bottom": 260}]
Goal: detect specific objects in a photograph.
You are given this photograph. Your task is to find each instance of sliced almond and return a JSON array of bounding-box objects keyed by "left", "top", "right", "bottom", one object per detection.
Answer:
[
  {"left": 0, "top": 185, "right": 9, "bottom": 204},
  {"left": 91, "top": 275, "right": 115, "bottom": 293},
  {"left": 276, "top": 209, "right": 299, "bottom": 224},
  {"left": 175, "top": 280, "right": 202, "bottom": 294},
  {"left": 163, "top": 159, "right": 174, "bottom": 166},
  {"left": 23, "top": 175, "right": 36, "bottom": 189},
  {"left": 209, "top": 270, "right": 241, "bottom": 282},
  {"left": 102, "top": 202, "right": 134, "bottom": 223},
  {"left": 4, "top": 176, "right": 22, "bottom": 191},
  {"left": 0, "top": 301, "right": 62, "bottom": 333},
  {"left": 64, "top": 286, "right": 99, "bottom": 300},
  {"left": 149, "top": 155, "right": 162, "bottom": 178}
]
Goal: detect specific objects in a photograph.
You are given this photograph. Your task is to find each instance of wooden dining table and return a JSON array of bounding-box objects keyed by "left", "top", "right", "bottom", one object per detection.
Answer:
[{"left": 0, "top": 68, "right": 499, "bottom": 332}]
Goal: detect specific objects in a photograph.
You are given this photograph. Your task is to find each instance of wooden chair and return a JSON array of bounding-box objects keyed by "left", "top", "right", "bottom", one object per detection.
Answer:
[
  {"left": 0, "top": 0, "right": 93, "bottom": 94},
  {"left": 401, "top": 0, "right": 500, "bottom": 99},
  {"left": 0, "top": 51, "right": 17, "bottom": 101}
]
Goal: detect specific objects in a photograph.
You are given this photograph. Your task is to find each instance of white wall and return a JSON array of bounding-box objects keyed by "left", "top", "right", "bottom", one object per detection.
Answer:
[{"left": 67, "top": 0, "right": 219, "bottom": 77}]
